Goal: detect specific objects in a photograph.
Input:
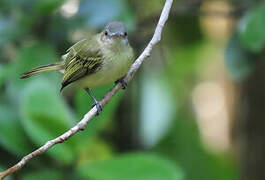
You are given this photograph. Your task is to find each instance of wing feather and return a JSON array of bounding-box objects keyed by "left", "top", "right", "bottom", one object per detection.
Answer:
[{"left": 61, "top": 37, "right": 103, "bottom": 91}]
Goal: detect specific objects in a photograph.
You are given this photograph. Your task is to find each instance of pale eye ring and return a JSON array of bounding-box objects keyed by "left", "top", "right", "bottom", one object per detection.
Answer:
[{"left": 104, "top": 31, "right": 108, "bottom": 36}]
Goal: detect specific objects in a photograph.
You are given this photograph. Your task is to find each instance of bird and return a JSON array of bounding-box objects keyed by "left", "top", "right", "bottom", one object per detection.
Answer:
[{"left": 20, "top": 21, "right": 134, "bottom": 114}]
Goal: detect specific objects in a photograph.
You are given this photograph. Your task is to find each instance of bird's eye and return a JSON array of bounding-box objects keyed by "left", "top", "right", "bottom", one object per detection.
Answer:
[
  {"left": 104, "top": 31, "right": 108, "bottom": 36},
  {"left": 124, "top": 32, "right": 127, "bottom": 36}
]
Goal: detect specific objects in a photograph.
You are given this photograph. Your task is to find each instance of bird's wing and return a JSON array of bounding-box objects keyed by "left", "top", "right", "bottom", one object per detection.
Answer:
[{"left": 61, "top": 38, "right": 103, "bottom": 91}]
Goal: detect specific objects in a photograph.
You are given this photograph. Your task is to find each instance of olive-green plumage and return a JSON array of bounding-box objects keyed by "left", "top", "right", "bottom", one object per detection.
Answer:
[{"left": 21, "top": 21, "right": 134, "bottom": 93}]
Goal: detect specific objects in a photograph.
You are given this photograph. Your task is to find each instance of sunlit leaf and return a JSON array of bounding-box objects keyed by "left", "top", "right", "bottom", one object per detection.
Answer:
[
  {"left": 77, "top": 153, "right": 183, "bottom": 180},
  {"left": 139, "top": 72, "right": 175, "bottom": 148},
  {"left": 20, "top": 78, "right": 76, "bottom": 164}
]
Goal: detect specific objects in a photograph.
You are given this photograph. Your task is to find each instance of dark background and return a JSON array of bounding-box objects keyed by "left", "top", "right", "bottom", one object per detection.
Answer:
[{"left": 0, "top": 0, "right": 265, "bottom": 179}]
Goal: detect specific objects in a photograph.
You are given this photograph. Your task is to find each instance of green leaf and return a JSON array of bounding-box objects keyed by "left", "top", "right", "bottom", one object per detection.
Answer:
[
  {"left": 0, "top": 17, "right": 27, "bottom": 47},
  {"left": 77, "top": 153, "right": 183, "bottom": 180},
  {"left": 35, "top": 0, "right": 65, "bottom": 14},
  {"left": 238, "top": 2, "right": 265, "bottom": 52},
  {"left": 20, "top": 78, "right": 76, "bottom": 164},
  {"left": 21, "top": 169, "right": 63, "bottom": 180},
  {"left": 225, "top": 33, "right": 256, "bottom": 81},
  {"left": 155, "top": 113, "right": 238, "bottom": 180},
  {"left": 8, "top": 42, "right": 60, "bottom": 88},
  {"left": 77, "top": 137, "right": 113, "bottom": 165},
  {"left": 0, "top": 64, "right": 6, "bottom": 87},
  {"left": 0, "top": 104, "right": 32, "bottom": 155},
  {"left": 7, "top": 42, "right": 61, "bottom": 106}
]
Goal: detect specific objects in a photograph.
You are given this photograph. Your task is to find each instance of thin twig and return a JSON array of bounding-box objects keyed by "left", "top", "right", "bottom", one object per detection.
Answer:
[{"left": 0, "top": 0, "right": 173, "bottom": 179}]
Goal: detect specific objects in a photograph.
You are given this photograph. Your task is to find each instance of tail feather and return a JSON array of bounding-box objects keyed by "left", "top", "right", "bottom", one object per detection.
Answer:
[{"left": 20, "top": 62, "right": 64, "bottom": 79}]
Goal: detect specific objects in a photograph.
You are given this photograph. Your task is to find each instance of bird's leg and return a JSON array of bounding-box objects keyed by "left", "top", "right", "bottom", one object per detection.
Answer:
[
  {"left": 84, "top": 88, "right": 102, "bottom": 115},
  {"left": 115, "top": 77, "right": 127, "bottom": 90}
]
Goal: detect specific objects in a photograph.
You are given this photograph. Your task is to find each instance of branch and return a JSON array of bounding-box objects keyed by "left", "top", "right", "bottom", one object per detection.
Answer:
[{"left": 0, "top": 0, "right": 173, "bottom": 179}]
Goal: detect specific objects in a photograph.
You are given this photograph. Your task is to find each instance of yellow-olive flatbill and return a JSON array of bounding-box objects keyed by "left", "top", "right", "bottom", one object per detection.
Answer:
[{"left": 20, "top": 21, "right": 134, "bottom": 114}]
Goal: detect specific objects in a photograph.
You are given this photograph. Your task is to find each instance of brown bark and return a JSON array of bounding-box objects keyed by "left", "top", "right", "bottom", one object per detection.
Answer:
[{"left": 234, "top": 55, "right": 265, "bottom": 180}]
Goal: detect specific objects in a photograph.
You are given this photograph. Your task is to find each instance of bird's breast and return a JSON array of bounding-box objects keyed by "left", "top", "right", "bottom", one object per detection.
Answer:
[{"left": 77, "top": 48, "right": 133, "bottom": 88}]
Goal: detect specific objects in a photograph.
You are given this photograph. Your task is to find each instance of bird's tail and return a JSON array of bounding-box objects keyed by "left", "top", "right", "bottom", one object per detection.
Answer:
[{"left": 20, "top": 62, "right": 64, "bottom": 79}]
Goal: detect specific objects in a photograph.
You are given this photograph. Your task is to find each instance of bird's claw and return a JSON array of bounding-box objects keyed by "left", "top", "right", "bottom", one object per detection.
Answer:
[
  {"left": 91, "top": 101, "right": 102, "bottom": 115},
  {"left": 115, "top": 78, "right": 127, "bottom": 89}
]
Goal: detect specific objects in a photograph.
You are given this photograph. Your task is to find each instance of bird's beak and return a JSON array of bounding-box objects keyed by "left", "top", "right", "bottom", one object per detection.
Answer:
[{"left": 112, "top": 32, "right": 125, "bottom": 38}]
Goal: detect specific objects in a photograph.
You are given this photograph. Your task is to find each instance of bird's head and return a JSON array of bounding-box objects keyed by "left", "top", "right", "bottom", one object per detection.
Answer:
[{"left": 100, "top": 21, "right": 129, "bottom": 48}]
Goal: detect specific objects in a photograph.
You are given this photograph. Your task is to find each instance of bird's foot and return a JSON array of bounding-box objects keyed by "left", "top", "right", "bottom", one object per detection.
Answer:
[
  {"left": 91, "top": 100, "right": 102, "bottom": 116},
  {"left": 85, "top": 88, "right": 102, "bottom": 115},
  {"left": 115, "top": 78, "right": 127, "bottom": 89}
]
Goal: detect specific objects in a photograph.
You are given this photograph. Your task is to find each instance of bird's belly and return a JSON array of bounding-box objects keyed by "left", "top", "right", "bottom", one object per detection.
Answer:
[{"left": 77, "top": 57, "right": 131, "bottom": 88}]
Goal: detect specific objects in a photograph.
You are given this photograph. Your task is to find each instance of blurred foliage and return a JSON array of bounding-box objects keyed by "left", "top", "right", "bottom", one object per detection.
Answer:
[
  {"left": 226, "top": 1, "right": 265, "bottom": 81},
  {"left": 0, "top": 103, "right": 32, "bottom": 155},
  {"left": 225, "top": 33, "right": 256, "bottom": 81},
  {"left": 21, "top": 169, "right": 63, "bottom": 180},
  {"left": 155, "top": 111, "right": 237, "bottom": 180},
  {"left": 21, "top": 78, "right": 76, "bottom": 163},
  {"left": 0, "top": 166, "right": 11, "bottom": 180},
  {"left": 238, "top": 2, "right": 265, "bottom": 52},
  {"left": 0, "top": 0, "right": 264, "bottom": 179},
  {"left": 77, "top": 153, "right": 183, "bottom": 180}
]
